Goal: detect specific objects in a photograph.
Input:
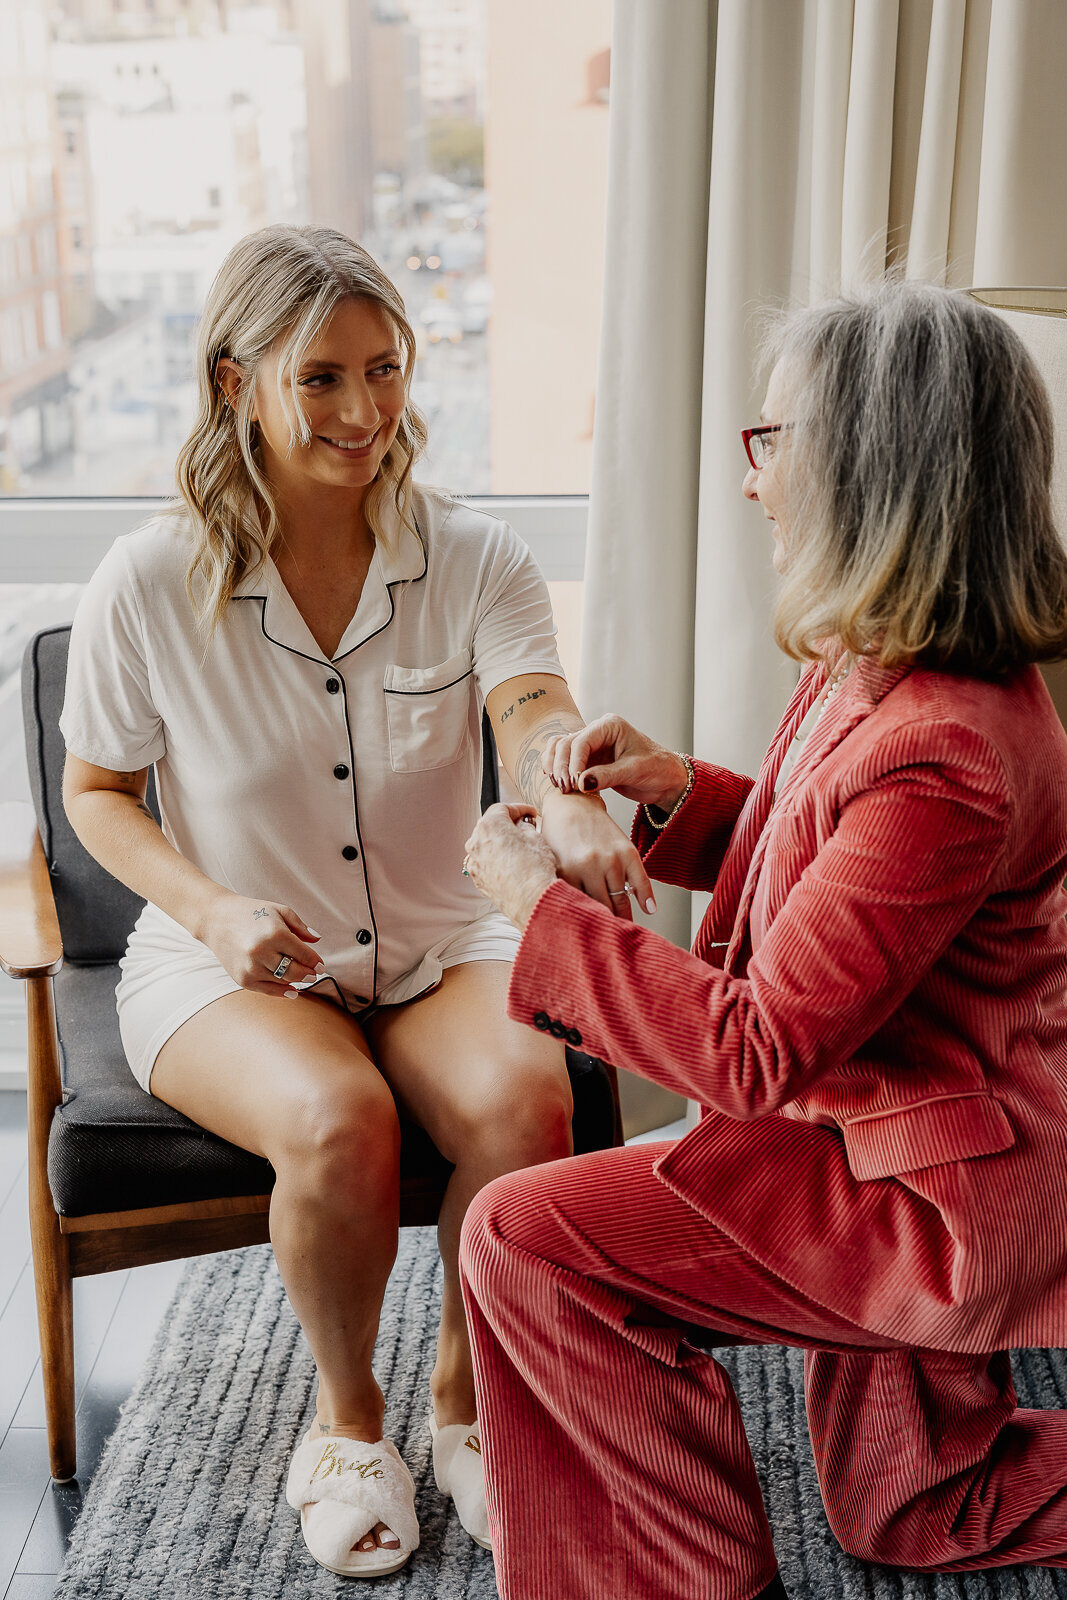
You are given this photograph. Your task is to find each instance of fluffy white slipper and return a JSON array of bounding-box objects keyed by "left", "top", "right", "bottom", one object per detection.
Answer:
[
  {"left": 286, "top": 1431, "right": 419, "bottom": 1577},
  {"left": 430, "top": 1414, "right": 491, "bottom": 1549}
]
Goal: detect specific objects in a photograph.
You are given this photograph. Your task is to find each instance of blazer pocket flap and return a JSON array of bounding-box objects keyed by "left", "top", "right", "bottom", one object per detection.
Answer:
[{"left": 842, "top": 1094, "right": 1015, "bottom": 1182}]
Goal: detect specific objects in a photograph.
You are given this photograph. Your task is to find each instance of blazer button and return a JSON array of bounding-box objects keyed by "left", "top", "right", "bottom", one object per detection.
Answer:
[
  {"left": 341, "top": 845, "right": 358, "bottom": 861},
  {"left": 333, "top": 764, "right": 350, "bottom": 779},
  {"left": 325, "top": 677, "right": 340, "bottom": 694},
  {"left": 549, "top": 1020, "right": 566, "bottom": 1038},
  {"left": 533, "top": 1011, "right": 550, "bottom": 1030},
  {"left": 565, "top": 1028, "right": 582, "bottom": 1047},
  {"left": 356, "top": 928, "right": 372, "bottom": 945}
]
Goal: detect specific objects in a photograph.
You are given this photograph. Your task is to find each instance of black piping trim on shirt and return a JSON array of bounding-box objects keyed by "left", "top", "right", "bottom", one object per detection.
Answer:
[
  {"left": 383, "top": 667, "right": 474, "bottom": 696},
  {"left": 331, "top": 513, "right": 428, "bottom": 665},
  {"left": 231, "top": 511, "right": 428, "bottom": 1003},
  {"left": 296, "top": 973, "right": 371, "bottom": 1013}
]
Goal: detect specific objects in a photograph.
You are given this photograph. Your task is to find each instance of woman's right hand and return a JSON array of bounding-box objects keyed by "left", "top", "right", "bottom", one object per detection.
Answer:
[
  {"left": 198, "top": 893, "right": 324, "bottom": 995},
  {"left": 542, "top": 715, "right": 690, "bottom": 811}
]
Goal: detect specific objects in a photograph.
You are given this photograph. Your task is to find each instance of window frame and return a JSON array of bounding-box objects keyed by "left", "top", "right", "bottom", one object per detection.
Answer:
[{"left": 0, "top": 494, "right": 588, "bottom": 583}]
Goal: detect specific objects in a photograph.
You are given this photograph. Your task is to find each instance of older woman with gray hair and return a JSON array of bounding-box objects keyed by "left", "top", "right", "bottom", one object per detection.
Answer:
[{"left": 459, "top": 282, "right": 1067, "bottom": 1600}]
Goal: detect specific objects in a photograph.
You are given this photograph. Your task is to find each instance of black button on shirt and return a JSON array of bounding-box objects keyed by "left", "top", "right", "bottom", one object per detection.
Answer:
[
  {"left": 341, "top": 845, "right": 358, "bottom": 861},
  {"left": 333, "top": 764, "right": 349, "bottom": 779},
  {"left": 356, "top": 928, "right": 373, "bottom": 945},
  {"left": 549, "top": 1020, "right": 566, "bottom": 1038},
  {"left": 533, "top": 1011, "right": 550, "bottom": 1031},
  {"left": 325, "top": 678, "right": 340, "bottom": 694},
  {"left": 565, "top": 1028, "right": 582, "bottom": 1047}
]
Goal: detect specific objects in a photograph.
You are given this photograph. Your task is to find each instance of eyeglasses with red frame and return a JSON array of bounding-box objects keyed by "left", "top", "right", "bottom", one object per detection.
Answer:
[{"left": 741, "top": 423, "right": 786, "bottom": 470}]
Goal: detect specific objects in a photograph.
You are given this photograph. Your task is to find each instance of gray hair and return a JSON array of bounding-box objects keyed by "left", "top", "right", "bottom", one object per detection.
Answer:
[
  {"left": 174, "top": 225, "right": 428, "bottom": 631},
  {"left": 765, "top": 280, "right": 1067, "bottom": 677}
]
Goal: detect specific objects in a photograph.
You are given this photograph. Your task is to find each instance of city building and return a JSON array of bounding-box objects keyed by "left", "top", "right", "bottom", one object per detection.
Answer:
[
  {"left": 53, "top": 91, "right": 96, "bottom": 342},
  {"left": 402, "top": 0, "right": 485, "bottom": 121},
  {"left": 297, "top": 0, "right": 374, "bottom": 241},
  {"left": 485, "top": 0, "right": 610, "bottom": 492},
  {"left": 0, "top": 0, "right": 75, "bottom": 489},
  {"left": 369, "top": 7, "right": 424, "bottom": 179}
]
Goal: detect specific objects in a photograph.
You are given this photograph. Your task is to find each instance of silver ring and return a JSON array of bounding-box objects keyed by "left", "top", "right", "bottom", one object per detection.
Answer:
[
  {"left": 272, "top": 955, "right": 292, "bottom": 979},
  {"left": 608, "top": 888, "right": 630, "bottom": 899}
]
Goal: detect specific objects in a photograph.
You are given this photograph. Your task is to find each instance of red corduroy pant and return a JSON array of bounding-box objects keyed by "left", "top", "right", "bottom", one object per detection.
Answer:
[{"left": 459, "top": 1142, "right": 1067, "bottom": 1600}]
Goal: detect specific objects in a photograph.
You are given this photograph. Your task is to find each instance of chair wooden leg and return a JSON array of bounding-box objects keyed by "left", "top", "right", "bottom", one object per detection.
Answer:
[{"left": 26, "top": 974, "right": 77, "bottom": 1481}]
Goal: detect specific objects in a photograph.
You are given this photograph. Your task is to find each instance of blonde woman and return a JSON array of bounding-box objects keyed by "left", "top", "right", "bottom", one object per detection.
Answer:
[{"left": 59, "top": 224, "right": 647, "bottom": 1578}]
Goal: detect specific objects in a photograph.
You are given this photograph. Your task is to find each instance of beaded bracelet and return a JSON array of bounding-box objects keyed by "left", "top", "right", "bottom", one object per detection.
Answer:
[{"left": 642, "top": 753, "right": 695, "bottom": 831}]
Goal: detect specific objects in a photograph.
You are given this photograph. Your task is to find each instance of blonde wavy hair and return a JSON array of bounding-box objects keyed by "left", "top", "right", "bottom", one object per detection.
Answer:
[
  {"left": 765, "top": 281, "right": 1067, "bottom": 678},
  {"left": 174, "top": 224, "right": 428, "bottom": 630}
]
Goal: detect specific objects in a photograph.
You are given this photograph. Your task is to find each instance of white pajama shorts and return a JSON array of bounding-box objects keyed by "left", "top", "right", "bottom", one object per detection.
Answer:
[{"left": 116, "top": 906, "right": 522, "bottom": 1095}]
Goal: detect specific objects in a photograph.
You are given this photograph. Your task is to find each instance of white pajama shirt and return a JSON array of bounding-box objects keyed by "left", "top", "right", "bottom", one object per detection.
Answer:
[{"left": 59, "top": 488, "right": 564, "bottom": 1090}]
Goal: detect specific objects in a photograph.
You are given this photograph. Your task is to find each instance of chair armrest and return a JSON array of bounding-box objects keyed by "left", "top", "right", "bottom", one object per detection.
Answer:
[{"left": 0, "top": 802, "right": 63, "bottom": 979}]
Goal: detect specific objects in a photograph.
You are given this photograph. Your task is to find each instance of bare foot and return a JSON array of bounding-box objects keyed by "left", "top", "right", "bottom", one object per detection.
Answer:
[
  {"left": 313, "top": 1417, "right": 398, "bottom": 1556},
  {"left": 355, "top": 1522, "right": 401, "bottom": 1554}
]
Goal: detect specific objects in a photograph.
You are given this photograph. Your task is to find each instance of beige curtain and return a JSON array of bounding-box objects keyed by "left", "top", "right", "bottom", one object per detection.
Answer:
[{"left": 582, "top": 0, "right": 1067, "bottom": 1130}]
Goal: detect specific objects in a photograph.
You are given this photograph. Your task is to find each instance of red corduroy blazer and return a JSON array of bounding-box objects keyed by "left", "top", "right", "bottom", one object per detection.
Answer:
[{"left": 509, "top": 657, "right": 1067, "bottom": 1353}]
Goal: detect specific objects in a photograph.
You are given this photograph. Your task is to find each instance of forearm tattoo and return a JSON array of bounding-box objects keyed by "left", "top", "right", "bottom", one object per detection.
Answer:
[{"left": 512, "top": 714, "right": 578, "bottom": 808}]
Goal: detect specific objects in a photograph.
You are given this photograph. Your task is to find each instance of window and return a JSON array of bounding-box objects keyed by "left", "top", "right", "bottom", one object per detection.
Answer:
[
  {"left": 0, "top": 0, "right": 607, "bottom": 819},
  {"left": 0, "top": 0, "right": 610, "bottom": 499}
]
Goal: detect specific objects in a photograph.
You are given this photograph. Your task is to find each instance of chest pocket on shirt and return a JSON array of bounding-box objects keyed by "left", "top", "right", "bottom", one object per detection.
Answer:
[{"left": 383, "top": 649, "right": 474, "bottom": 772}]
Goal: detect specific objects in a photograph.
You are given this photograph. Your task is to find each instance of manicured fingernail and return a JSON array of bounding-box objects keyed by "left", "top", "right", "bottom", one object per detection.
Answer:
[
  {"left": 313, "top": 961, "right": 325, "bottom": 974},
  {"left": 643, "top": 896, "right": 656, "bottom": 914},
  {"left": 581, "top": 774, "right": 597, "bottom": 790},
  {"left": 307, "top": 927, "right": 321, "bottom": 938}
]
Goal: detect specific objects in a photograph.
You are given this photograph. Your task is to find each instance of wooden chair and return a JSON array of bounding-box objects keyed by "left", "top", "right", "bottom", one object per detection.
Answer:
[{"left": 0, "top": 624, "right": 622, "bottom": 1482}]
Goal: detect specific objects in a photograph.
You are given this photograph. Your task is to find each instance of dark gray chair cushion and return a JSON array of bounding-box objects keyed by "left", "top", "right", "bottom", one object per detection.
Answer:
[
  {"left": 48, "top": 964, "right": 615, "bottom": 1217},
  {"left": 28, "top": 626, "right": 619, "bottom": 1218}
]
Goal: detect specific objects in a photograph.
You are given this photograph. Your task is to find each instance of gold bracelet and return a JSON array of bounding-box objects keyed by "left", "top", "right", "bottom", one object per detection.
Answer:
[{"left": 643, "top": 754, "right": 695, "bottom": 831}]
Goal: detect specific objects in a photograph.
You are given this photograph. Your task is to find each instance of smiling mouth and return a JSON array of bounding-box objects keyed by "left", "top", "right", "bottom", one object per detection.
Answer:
[{"left": 319, "top": 430, "right": 379, "bottom": 453}]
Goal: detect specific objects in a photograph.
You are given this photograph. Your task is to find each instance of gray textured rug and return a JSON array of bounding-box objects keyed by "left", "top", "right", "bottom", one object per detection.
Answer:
[{"left": 53, "top": 1230, "right": 1067, "bottom": 1599}]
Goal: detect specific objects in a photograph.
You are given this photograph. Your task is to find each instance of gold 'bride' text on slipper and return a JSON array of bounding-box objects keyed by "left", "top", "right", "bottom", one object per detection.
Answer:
[
  {"left": 310, "top": 1444, "right": 386, "bottom": 1484},
  {"left": 464, "top": 1435, "right": 481, "bottom": 1455}
]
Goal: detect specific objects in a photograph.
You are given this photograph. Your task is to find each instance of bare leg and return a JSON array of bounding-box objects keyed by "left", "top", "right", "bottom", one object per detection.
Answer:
[
  {"left": 151, "top": 989, "right": 402, "bottom": 1552},
  {"left": 368, "top": 960, "right": 572, "bottom": 1426}
]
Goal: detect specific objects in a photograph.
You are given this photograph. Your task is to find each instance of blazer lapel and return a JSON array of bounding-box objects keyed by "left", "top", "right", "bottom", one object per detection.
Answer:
[
  {"left": 715, "top": 658, "right": 912, "bottom": 974},
  {"left": 693, "top": 668, "right": 820, "bottom": 964},
  {"left": 771, "top": 657, "right": 911, "bottom": 815}
]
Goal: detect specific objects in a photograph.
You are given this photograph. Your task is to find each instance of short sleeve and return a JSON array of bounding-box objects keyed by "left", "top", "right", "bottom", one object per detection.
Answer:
[
  {"left": 470, "top": 522, "right": 564, "bottom": 699},
  {"left": 59, "top": 538, "right": 166, "bottom": 771}
]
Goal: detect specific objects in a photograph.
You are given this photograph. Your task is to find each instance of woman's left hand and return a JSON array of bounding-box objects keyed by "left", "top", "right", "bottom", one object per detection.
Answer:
[
  {"left": 464, "top": 804, "right": 560, "bottom": 929},
  {"left": 539, "top": 789, "right": 655, "bottom": 919}
]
